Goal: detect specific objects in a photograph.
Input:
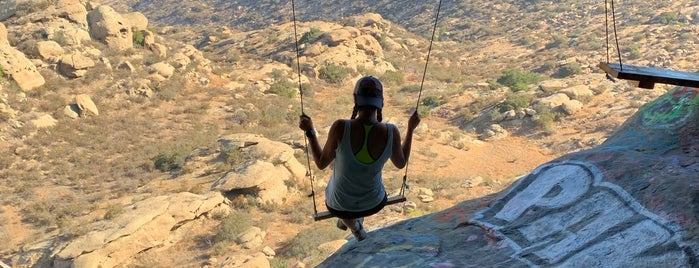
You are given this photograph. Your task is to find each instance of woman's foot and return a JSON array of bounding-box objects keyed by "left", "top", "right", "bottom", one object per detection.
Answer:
[
  {"left": 336, "top": 219, "right": 348, "bottom": 230},
  {"left": 351, "top": 220, "right": 367, "bottom": 241}
]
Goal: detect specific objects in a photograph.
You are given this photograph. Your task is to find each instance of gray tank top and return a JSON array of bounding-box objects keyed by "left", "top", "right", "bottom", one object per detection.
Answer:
[{"left": 325, "top": 120, "right": 393, "bottom": 212}]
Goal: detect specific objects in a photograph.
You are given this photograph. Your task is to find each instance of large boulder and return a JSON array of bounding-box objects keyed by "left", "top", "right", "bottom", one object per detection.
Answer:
[
  {"left": 87, "top": 5, "right": 132, "bottom": 51},
  {"left": 206, "top": 134, "right": 308, "bottom": 205},
  {"left": 122, "top": 12, "right": 148, "bottom": 31},
  {"left": 55, "top": 0, "right": 88, "bottom": 28},
  {"left": 0, "top": 24, "right": 46, "bottom": 91},
  {"left": 319, "top": 86, "right": 699, "bottom": 267},
  {"left": 53, "top": 192, "right": 226, "bottom": 267}
]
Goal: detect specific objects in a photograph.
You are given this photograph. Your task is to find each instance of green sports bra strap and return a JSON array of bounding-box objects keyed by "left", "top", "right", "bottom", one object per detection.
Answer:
[{"left": 354, "top": 124, "right": 376, "bottom": 164}]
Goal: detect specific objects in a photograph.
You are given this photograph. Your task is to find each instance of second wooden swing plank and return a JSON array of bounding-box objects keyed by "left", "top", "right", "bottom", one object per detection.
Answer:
[{"left": 599, "top": 62, "right": 699, "bottom": 89}]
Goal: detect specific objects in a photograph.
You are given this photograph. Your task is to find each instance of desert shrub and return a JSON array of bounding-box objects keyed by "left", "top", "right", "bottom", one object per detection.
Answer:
[
  {"left": 495, "top": 93, "right": 534, "bottom": 112},
  {"left": 496, "top": 68, "right": 542, "bottom": 92},
  {"left": 153, "top": 152, "right": 180, "bottom": 172},
  {"left": 300, "top": 83, "right": 313, "bottom": 98},
  {"left": 532, "top": 104, "right": 558, "bottom": 134},
  {"left": 381, "top": 70, "right": 405, "bottom": 86},
  {"left": 399, "top": 84, "right": 421, "bottom": 93},
  {"left": 103, "top": 204, "right": 124, "bottom": 220},
  {"left": 22, "top": 198, "right": 89, "bottom": 228},
  {"left": 554, "top": 62, "right": 582, "bottom": 78},
  {"left": 652, "top": 11, "right": 679, "bottom": 24},
  {"left": 422, "top": 96, "right": 443, "bottom": 108},
  {"left": 299, "top": 27, "right": 323, "bottom": 44},
  {"left": 545, "top": 34, "right": 569, "bottom": 49},
  {"left": 214, "top": 212, "right": 253, "bottom": 243},
  {"left": 269, "top": 80, "right": 296, "bottom": 98},
  {"left": 318, "top": 64, "right": 350, "bottom": 84},
  {"left": 417, "top": 105, "right": 430, "bottom": 118},
  {"left": 280, "top": 224, "right": 345, "bottom": 266}
]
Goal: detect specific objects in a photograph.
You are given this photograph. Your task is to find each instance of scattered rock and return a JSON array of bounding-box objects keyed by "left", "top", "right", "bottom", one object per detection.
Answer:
[
  {"left": 116, "top": 60, "right": 135, "bottom": 72},
  {"left": 237, "top": 226, "right": 265, "bottom": 249},
  {"left": 64, "top": 104, "right": 80, "bottom": 119},
  {"left": 479, "top": 124, "right": 508, "bottom": 141},
  {"left": 75, "top": 94, "right": 99, "bottom": 116},
  {"left": 58, "top": 53, "right": 95, "bottom": 78},
  {"left": 560, "top": 84, "right": 595, "bottom": 100},
  {"left": 33, "top": 41, "right": 65, "bottom": 61},
  {"left": 262, "top": 246, "right": 276, "bottom": 257},
  {"left": 149, "top": 62, "right": 175, "bottom": 78},
  {"left": 533, "top": 93, "right": 571, "bottom": 110}
]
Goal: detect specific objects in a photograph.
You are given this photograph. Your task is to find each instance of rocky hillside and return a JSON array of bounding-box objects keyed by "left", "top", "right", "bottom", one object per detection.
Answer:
[
  {"left": 0, "top": 0, "right": 698, "bottom": 267},
  {"left": 320, "top": 86, "right": 699, "bottom": 267}
]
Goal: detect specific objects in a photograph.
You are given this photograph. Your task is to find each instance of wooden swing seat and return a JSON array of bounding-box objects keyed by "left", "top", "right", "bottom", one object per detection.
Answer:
[
  {"left": 312, "top": 195, "right": 407, "bottom": 221},
  {"left": 599, "top": 62, "right": 699, "bottom": 89}
]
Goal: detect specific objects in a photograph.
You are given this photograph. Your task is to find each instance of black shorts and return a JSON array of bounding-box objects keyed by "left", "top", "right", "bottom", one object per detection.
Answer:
[{"left": 326, "top": 194, "right": 388, "bottom": 219}]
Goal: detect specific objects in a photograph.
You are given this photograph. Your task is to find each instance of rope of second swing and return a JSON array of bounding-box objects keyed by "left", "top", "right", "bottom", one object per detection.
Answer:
[
  {"left": 400, "top": 0, "right": 443, "bottom": 197},
  {"left": 291, "top": 0, "right": 319, "bottom": 214},
  {"left": 605, "top": 0, "right": 624, "bottom": 70}
]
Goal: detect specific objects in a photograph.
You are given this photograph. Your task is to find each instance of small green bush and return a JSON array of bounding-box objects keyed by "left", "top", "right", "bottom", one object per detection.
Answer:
[
  {"left": 299, "top": 28, "right": 323, "bottom": 44},
  {"left": 318, "top": 64, "right": 350, "bottom": 84},
  {"left": 496, "top": 93, "right": 534, "bottom": 112},
  {"left": 214, "top": 212, "right": 253, "bottom": 243},
  {"left": 153, "top": 152, "right": 180, "bottom": 172},
  {"left": 652, "top": 11, "right": 679, "bottom": 24},
  {"left": 532, "top": 104, "right": 558, "bottom": 134},
  {"left": 554, "top": 62, "right": 582, "bottom": 78},
  {"left": 422, "top": 96, "right": 443, "bottom": 108},
  {"left": 103, "top": 204, "right": 124, "bottom": 220},
  {"left": 381, "top": 70, "right": 405, "bottom": 86},
  {"left": 496, "top": 68, "right": 542, "bottom": 92},
  {"left": 133, "top": 30, "right": 145, "bottom": 47},
  {"left": 399, "top": 84, "right": 421, "bottom": 93},
  {"left": 281, "top": 224, "right": 345, "bottom": 266}
]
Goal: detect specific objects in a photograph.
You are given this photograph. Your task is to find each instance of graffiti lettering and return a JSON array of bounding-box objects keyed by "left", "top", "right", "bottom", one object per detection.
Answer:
[{"left": 471, "top": 161, "right": 692, "bottom": 266}]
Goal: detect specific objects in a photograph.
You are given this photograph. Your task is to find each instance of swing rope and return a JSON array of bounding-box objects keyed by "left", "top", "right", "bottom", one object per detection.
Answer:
[
  {"left": 290, "top": 0, "right": 318, "bottom": 216},
  {"left": 604, "top": 0, "right": 623, "bottom": 71},
  {"left": 400, "top": 0, "right": 443, "bottom": 197}
]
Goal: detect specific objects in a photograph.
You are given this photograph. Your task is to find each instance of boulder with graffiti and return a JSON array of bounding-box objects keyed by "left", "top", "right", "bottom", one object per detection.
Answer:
[{"left": 318, "top": 86, "right": 699, "bottom": 267}]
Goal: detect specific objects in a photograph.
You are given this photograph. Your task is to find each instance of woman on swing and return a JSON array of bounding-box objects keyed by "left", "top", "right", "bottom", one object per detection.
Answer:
[{"left": 298, "top": 76, "right": 421, "bottom": 241}]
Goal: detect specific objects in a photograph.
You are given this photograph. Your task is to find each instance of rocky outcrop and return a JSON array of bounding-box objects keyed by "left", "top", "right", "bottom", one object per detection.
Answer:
[
  {"left": 0, "top": 23, "right": 46, "bottom": 91},
  {"left": 319, "top": 86, "right": 699, "bottom": 267},
  {"left": 87, "top": 5, "right": 132, "bottom": 51},
  {"left": 53, "top": 192, "right": 226, "bottom": 268},
  {"left": 57, "top": 53, "right": 95, "bottom": 78},
  {"left": 209, "top": 133, "right": 307, "bottom": 205}
]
